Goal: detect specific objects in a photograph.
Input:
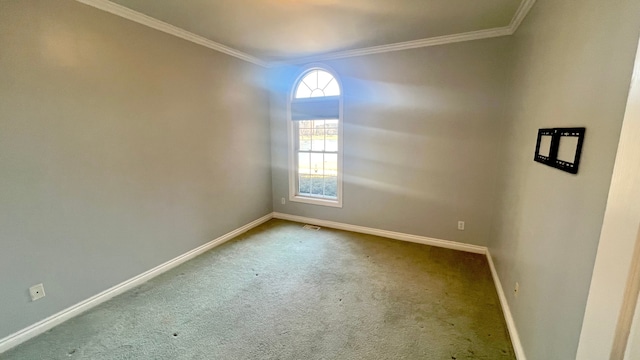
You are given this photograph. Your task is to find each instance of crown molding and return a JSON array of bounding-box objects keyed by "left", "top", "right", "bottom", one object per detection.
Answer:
[
  {"left": 75, "top": 0, "right": 535, "bottom": 68},
  {"left": 272, "top": 26, "right": 513, "bottom": 66},
  {"left": 274, "top": 0, "right": 536, "bottom": 66},
  {"left": 74, "top": 0, "right": 268, "bottom": 67},
  {"left": 509, "top": 0, "right": 537, "bottom": 33}
]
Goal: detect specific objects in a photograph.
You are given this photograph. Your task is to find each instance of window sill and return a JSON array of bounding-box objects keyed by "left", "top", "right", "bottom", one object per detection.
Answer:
[{"left": 289, "top": 195, "right": 342, "bottom": 208}]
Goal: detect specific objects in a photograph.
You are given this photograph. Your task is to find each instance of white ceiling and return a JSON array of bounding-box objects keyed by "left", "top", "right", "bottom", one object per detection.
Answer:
[{"left": 105, "top": 0, "right": 527, "bottom": 63}]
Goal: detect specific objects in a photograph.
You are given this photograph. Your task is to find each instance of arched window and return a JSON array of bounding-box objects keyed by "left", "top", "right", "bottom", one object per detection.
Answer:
[
  {"left": 294, "top": 70, "right": 341, "bottom": 98},
  {"left": 288, "top": 67, "right": 343, "bottom": 207}
]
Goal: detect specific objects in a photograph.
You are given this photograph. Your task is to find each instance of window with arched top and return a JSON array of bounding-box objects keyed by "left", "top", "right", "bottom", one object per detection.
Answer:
[
  {"left": 294, "top": 70, "right": 341, "bottom": 98},
  {"left": 288, "top": 67, "right": 343, "bottom": 208}
]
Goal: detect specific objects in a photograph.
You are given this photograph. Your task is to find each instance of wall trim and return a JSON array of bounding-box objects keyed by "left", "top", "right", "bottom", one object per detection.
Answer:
[
  {"left": 509, "top": 0, "right": 537, "bottom": 33},
  {"left": 74, "top": 0, "right": 268, "bottom": 67},
  {"left": 272, "top": 212, "right": 487, "bottom": 254},
  {"left": 1, "top": 212, "right": 526, "bottom": 359},
  {"left": 274, "top": 0, "right": 536, "bottom": 66},
  {"left": 273, "top": 212, "right": 526, "bottom": 358},
  {"left": 0, "top": 213, "right": 274, "bottom": 355},
  {"left": 486, "top": 250, "right": 527, "bottom": 360},
  {"left": 275, "top": 27, "right": 513, "bottom": 66},
  {"left": 74, "top": 0, "right": 535, "bottom": 68}
]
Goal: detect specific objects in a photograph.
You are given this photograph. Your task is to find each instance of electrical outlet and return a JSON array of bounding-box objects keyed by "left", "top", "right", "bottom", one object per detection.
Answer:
[
  {"left": 281, "top": 197, "right": 286, "bottom": 205},
  {"left": 457, "top": 221, "right": 465, "bottom": 231},
  {"left": 514, "top": 282, "right": 520, "bottom": 297},
  {"left": 29, "top": 283, "right": 46, "bottom": 301}
]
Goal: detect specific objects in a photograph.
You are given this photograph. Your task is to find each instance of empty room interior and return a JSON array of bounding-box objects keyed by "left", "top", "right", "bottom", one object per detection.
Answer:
[{"left": 2, "top": 0, "right": 640, "bottom": 359}]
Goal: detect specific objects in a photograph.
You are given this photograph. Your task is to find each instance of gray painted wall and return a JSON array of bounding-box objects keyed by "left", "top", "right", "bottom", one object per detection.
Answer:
[
  {"left": 270, "top": 38, "right": 511, "bottom": 246},
  {"left": 4, "top": 1, "right": 640, "bottom": 357},
  {"left": 489, "top": 0, "right": 640, "bottom": 358},
  {"left": 0, "top": 0, "right": 272, "bottom": 339}
]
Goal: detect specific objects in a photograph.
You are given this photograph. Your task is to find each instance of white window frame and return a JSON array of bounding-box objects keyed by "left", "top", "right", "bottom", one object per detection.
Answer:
[{"left": 287, "top": 65, "right": 344, "bottom": 208}]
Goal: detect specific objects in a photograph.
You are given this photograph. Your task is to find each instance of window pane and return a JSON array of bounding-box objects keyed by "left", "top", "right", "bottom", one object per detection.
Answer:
[
  {"left": 324, "top": 153, "right": 337, "bottom": 176},
  {"left": 325, "top": 119, "right": 338, "bottom": 152},
  {"left": 299, "top": 175, "right": 311, "bottom": 194},
  {"left": 299, "top": 120, "right": 313, "bottom": 128},
  {"left": 312, "top": 128, "right": 325, "bottom": 151},
  {"left": 323, "top": 176, "right": 337, "bottom": 198},
  {"left": 325, "top": 138, "right": 337, "bottom": 152},
  {"left": 310, "top": 153, "right": 324, "bottom": 176},
  {"left": 310, "top": 89, "right": 325, "bottom": 98},
  {"left": 318, "top": 70, "right": 334, "bottom": 90},
  {"left": 295, "top": 83, "right": 312, "bottom": 98},
  {"left": 325, "top": 119, "right": 338, "bottom": 128},
  {"left": 295, "top": 70, "right": 340, "bottom": 99},
  {"left": 298, "top": 152, "right": 310, "bottom": 175},
  {"left": 302, "top": 70, "right": 318, "bottom": 91},
  {"left": 324, "top": 78, "right": 340, "bottom": 96},
  {"left": 311, "top": 176, "right": 324, "bottom": 196},
  {"left": 299, "top": 128, "right": 311, "bottom": 151}
]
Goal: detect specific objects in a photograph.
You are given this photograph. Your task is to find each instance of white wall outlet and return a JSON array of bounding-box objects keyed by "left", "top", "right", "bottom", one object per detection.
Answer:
[
  {"left": 29, "top": 283, "right": 46, "bottom": 301},
  {"left": 514, "top": 282, "right": 520, "bottom": 297},
  {"left": 457, "top": 221, "right": 465, "bottom": 231},
  {"left": 281, "top": 197, "right": 286, "bottom": 205}
]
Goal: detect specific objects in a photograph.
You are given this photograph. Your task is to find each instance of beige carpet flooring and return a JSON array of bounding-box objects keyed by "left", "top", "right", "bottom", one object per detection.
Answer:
[{"left": 1, "top": 219, "right": 515, "bottom": 359}]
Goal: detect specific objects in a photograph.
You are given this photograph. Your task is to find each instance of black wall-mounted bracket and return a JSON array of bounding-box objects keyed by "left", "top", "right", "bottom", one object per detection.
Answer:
[{"left": 534, "top": 127, "right": 586, "bottom": 174}]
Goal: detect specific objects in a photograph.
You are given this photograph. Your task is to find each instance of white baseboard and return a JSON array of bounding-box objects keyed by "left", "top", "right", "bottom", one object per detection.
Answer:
[
  {"left": 1, "top": 211, "right": 526, "bottom": 359},
  {"left": 0, "top": 213, "right": 273, "bottom": 355},
  {"left": 273, "top": 212, "right": 526, "bottom": 359},
  {"left": 272, "top": 212, "right": 488, "bottom": 254},
  {"left": 486, "top": 250, "right": 527, "bottom": 360}
]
